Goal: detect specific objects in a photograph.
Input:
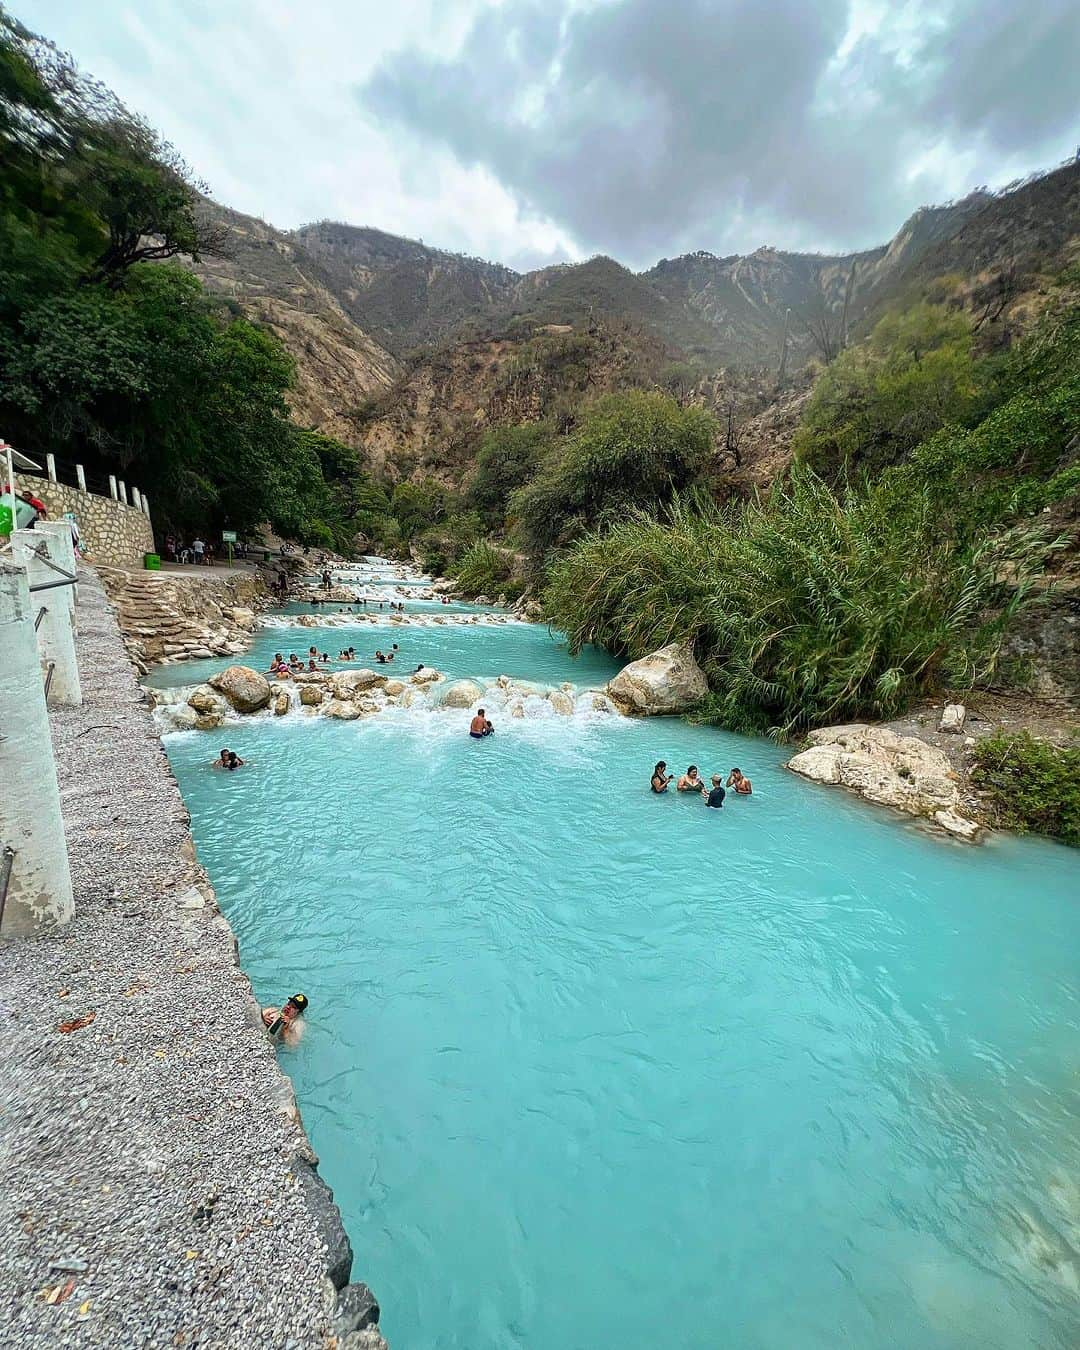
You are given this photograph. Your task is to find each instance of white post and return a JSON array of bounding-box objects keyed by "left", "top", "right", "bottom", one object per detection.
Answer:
[
  {"left": 12, "top": 527, "right": 81, "bottom": 706},
  {"left": 0, "top": 561, "right": 75, "bottom": 937},
  {"left": 142, "top": 494, "right": 151, "bottom": 519},
  {"left": 46, "top": 453, "right": 57, "bottom": 483},
  {"left": 118, "top": 480, "right": 128, "bottom": 506},
  {"left": 108, "top": 475, "right": 117, "bottom": 501},
  {"left": 76, "top": 463, "right": 87, "bottom": 493}
]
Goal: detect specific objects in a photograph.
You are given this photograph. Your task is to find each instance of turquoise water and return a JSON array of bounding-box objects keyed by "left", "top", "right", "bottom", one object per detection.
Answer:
[{"left": 161, "top": 603, "right": 1080, "bottom": 1350}]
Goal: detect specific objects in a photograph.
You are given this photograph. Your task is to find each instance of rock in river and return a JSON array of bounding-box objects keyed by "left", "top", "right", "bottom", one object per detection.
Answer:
[
  {"left": 441, "top": 679, "right": 484, "bottom": 709},
  {"left": 605, "top": 642, "right": 709, "bottom": 716},
  {"left": 787, "top": 724, "right": 983, "bottom": 841},
  {"left": 208, "top": 665, "right": 271, "bottom": 713}
]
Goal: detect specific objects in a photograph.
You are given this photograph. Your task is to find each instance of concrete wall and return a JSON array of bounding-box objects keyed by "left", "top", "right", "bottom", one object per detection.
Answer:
[{"left": 31, "top": 481, "right": 154, "bottom": 568}]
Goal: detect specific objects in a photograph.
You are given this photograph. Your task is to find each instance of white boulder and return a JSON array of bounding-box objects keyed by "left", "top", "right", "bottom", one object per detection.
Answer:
[
  {"left": 938, "top": 703, "right": 967, "bottom": 734},
  {"left": 605, "top": 642, "right": 709, "bottom": 716},
  {"left": 208, "top": 665, "right": 271, "bottom": 713},
  {"left": 788, "top": 724, "right": 983, "bottom": 841},
  {"left": 441, "top": 679, "right": 485, "bottom": 709}
]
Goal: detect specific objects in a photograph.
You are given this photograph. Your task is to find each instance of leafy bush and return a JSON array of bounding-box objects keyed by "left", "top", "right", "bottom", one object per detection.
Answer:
[
  {"left": 793, "top": 303, "right": 982, "bottom": 477},
  {"left": 452, "top": 539, "right": 521, "bottom": 599},
  {"left": 544, "top": 467, "right": 1053, "bottom": 736},
  {"left": 466, "top": 423, "right": 551, "bottom": 527},
  {"left": 970, "top": 732, "right": 1080, "bottom": 846},
  {"left": 512, "top": 390, "right": 717, "bottom": 559}
]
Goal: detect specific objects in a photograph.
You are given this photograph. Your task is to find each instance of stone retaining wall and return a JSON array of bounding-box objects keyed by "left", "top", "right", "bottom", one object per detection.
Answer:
[{"left": 29, "top": 480, "right": 154, "bottom": 567}]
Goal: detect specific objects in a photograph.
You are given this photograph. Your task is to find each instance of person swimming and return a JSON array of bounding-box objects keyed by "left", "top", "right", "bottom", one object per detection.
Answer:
[
  {"left": 213, "top": 747, "right": 232, "bottom": 768},
  {"left": 677, "top": 765, "right": 706, "bottom": 795},
  {"left": 706, "top": 774, "right": 726, "bottom": 808},
  {"left": 726, "top": 767, "right": 753, "bottom": 795},
  {"left": 375, "top": 650, "right": 387, "bottom": 663},
  {"left": 469, "top": 709, "right": 494, "bottom": 739},
  {"left": 262, "top": 992, "right": 308, "bottom": 1043},
  {"left": 651, "top": 761, "right": 673, "bottom": 793},
  {"left": 268, "top": 652, "right": 284, "bottom": 673}
]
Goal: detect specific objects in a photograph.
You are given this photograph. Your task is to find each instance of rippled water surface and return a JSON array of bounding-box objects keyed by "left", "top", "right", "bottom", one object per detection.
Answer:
[{"left": 163, "top": 576, "right": 1080, "bottom": 1350}]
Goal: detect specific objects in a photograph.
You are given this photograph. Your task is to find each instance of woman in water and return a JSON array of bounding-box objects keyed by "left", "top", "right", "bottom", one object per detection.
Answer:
[
  {"left": 677, "top": 765, "right": 707, "bottom": 795},
  {"left": 651, "top": 761, "right": 673, "bottom": 793}
]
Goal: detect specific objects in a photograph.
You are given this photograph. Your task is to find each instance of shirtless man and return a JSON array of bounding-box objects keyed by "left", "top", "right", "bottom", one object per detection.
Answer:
[
  {"left": 726, "top": 767, "right": 753, "bottom": 795},
  {"left": 677, "top": 765, "right": 707, "bottom": 795},
  {"left": 469, "top": 709, "right": 493, "bottom": 739},
  {"left": 262, "top": 993, "right": 308, "bottom": 1044}
]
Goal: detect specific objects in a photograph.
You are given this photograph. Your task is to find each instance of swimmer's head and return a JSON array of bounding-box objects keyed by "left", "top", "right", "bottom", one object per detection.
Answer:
[
  {"left": 731, "top": 767, "right": 742, "bottom": 776},
  {"left": 654, "top": 761, "right": 666, "bottom": 774},
  {"left": 286, "top": 993, "right": 308, "bottom": 1016},
  {"left": 712, "top": 775, "right": 721, "bottom": 785},
  {"left": 687, "top": 765, "right": 698, "bottom": 775},
  {"left": 478, "top": 708, "right": 485, "bottom": 717}
]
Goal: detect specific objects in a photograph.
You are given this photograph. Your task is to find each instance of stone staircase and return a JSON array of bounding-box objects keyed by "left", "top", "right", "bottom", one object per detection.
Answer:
[{"left": 96, "top": 566, "right": 268, "bottom": 672}]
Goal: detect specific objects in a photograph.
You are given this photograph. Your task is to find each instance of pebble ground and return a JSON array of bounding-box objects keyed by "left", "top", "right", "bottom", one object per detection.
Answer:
[{"left": 0, "top": 569, "right": 358, "bottom": 1348}]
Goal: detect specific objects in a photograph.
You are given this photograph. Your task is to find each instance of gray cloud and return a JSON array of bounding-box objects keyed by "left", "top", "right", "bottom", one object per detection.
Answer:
[{"left": 360, "top": 0, "right": 1080, "bottom": 266}]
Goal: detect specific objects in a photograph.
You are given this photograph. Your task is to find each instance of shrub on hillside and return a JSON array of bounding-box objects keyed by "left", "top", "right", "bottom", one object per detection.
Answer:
[
  {"left": 793, "top": 303, "right": 982, "bottom": 477},
  {"left": 452, "top": 539, "right": 522, "bottom": 600},
  {"left": 970, "top": 732, "right": 1080, "bottom": 846},
  {"left": 512, "top": 389, "right": 716, "bottom": 559}
]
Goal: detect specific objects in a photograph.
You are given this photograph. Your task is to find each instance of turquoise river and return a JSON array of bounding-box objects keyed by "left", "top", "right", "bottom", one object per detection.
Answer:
[{"left": 158, "top": 561, "right": 1079, "bottom": 1350}]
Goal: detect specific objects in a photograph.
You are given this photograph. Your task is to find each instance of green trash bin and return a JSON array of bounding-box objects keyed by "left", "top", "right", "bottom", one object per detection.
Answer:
[{"left": 144, "top": 552, "right": 161, "bottom": 570}]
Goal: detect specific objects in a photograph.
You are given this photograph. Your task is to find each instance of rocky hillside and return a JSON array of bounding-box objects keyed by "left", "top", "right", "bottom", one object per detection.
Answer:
[
  {"left": 192, "top": 161, "right": 1079, "bottom": 481},
  {"left": 186, "top": 205, "right": 401, "bottom": 444}
]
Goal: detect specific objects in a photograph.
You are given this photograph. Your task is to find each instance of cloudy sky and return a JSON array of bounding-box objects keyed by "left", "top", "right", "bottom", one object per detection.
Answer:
[{"left": 21, "top": 0, "right": 1080, "bottom": 271}]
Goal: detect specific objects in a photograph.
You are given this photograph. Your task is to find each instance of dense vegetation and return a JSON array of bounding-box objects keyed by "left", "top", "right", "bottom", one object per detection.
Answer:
[
  {"left": 970, "top": 732, "right": 1080, "bottom": 846},
  {"left": 0, "top": 10, "right": 372, "bottom": 549},
  {"left": 542, "top": 289, "right": 1078, "bottom": 735}
]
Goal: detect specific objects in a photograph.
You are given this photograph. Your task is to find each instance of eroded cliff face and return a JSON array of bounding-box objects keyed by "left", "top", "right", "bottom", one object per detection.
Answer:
[
  {"left": 186, "top": 205, "right": 401, "bottom": 445},
  {"left": 358, "top": 323, "right": 675, "bottom": 485}
]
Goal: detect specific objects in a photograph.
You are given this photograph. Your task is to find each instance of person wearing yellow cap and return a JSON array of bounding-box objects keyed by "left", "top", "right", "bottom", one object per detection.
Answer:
[{"left": 261, "top": 993, "right": 309, "bottom": 1044}]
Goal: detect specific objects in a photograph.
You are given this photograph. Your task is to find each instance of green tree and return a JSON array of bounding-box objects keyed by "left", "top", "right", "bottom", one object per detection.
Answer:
[
  {"left": 466, "top": 422, "right": 550, "bottom": 526},
  {"left": 793, "top": 303, "right": 982, "bottom": 477},
  {"left": 512, "top": 390, "right": 716, "bottom": 559}
]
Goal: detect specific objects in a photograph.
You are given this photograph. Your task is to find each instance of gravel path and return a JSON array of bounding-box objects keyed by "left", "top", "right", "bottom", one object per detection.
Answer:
[{"left": 0, "top": 569, "right": 384, "bottom": 1349}]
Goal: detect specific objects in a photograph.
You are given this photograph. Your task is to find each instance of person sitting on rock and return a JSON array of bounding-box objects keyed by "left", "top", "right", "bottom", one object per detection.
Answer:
[
  {"left": 726, "top": 767, "right": 753, "bottom": 795},
  {"left": 677, "top": 765, "right": 706, "bottom": 794},
  {"left": 470, "top": 709, "right": 494, "bottom": 739},
  {"left": 262, "top": 992, "right": 308, "bottom": 1044},
  {"left": 651, "top": 761, "right": 673, "bottom": 793},
  {"left": 706, "top": 775, "right": 726, "bottom": 809}
]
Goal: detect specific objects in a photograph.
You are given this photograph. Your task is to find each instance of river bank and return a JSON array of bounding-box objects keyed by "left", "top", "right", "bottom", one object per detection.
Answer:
[{"left": 0, "top": 568, "right": 385, "bottom": 1350}]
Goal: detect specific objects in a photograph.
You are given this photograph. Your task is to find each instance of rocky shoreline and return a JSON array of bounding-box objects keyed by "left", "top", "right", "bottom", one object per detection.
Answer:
[{"left": 0, "top": 568, "right": 386, "bottom": 1350}]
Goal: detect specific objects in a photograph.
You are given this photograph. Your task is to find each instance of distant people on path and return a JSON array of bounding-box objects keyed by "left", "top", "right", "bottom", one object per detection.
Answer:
[
  {"left": 262, "top": 992, "right": 308, "bottom": 1044},
  {"left": 706, "top": 775, "right": 726, "bottom": 808},
  {"left": 470, "top": 709, "right": 494, "bottom": 739},
  {"left": 164, "top": 534, "right": 177, "bottom": 562},
  {"left": 726, "top": 767, "right": 753, "bottom": 795},
  {"left": 18, "top": 488, "right": 47, "bottom": 527},
  {"left": 677, "top": 765, "right": 706, "bottom": 795},
  {"left": 651, "top": 761, "right": 673, "bottom": 793},
  {"left": 192, "top": 537, "right": 205, "bottom": 565},
  {"left": 321, "top": 569, "right": 332, "bottom": 591}
]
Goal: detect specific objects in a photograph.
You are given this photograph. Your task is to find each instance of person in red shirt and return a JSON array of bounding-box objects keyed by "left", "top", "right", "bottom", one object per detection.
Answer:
[{"left": 20, "top": 489, "right": 47, "bottom": 525}]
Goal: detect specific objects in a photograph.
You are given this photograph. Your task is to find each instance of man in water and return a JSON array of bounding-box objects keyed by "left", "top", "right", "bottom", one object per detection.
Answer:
[
  {"left": 470, "top": 709, "right": 494, "bottom": 739},
  {"left": 677, "top": 765, "right": 706, "bottom": 794},
  {"left": 651, "top": 761, "right": 673, "bottom": 793},
  {"left": 261, "top": 992, "right": 308, "bottom": 1044},
  {"left": 213, "top": 747, "right": 232, "bottom": 768},
  {"left": 706, "top": 775, "right": 726, "bottom": 808},
  {"left": 726, "top": 767, "right": 753, "bottom": 795}
]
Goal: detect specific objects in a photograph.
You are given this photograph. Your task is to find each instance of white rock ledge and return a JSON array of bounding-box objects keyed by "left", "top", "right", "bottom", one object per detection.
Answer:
[{"left": 786, "top": 723, "right": 985, "bottom": 842}]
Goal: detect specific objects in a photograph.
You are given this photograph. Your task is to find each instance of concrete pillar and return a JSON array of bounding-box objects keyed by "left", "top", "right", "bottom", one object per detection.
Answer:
[
  {"left": 0, "top": 562, "right": 75, "bottom": 938},
  {"left": 46, "top": 453, "right": 57, "bottom": 483},
  {"left": 131, "top": 487, "right": 141, "bottom": 512},
  {"left": 118, "top": 480, "right": 128, "bottom": 506},
  {"left": 142, "top": 495, "right": 151, "bottom": 520},
  {"left": 35, "top": 520, "right": 79, "bottom": 630},
  {"left": 11, "top": 527, "right": 81, "bottom": 706},
  {"left": 76, "top": 463, "right": 87, "bottom": 492},
  {"left": 108, "top": 474, "right": 117, "bottom": 500}
]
